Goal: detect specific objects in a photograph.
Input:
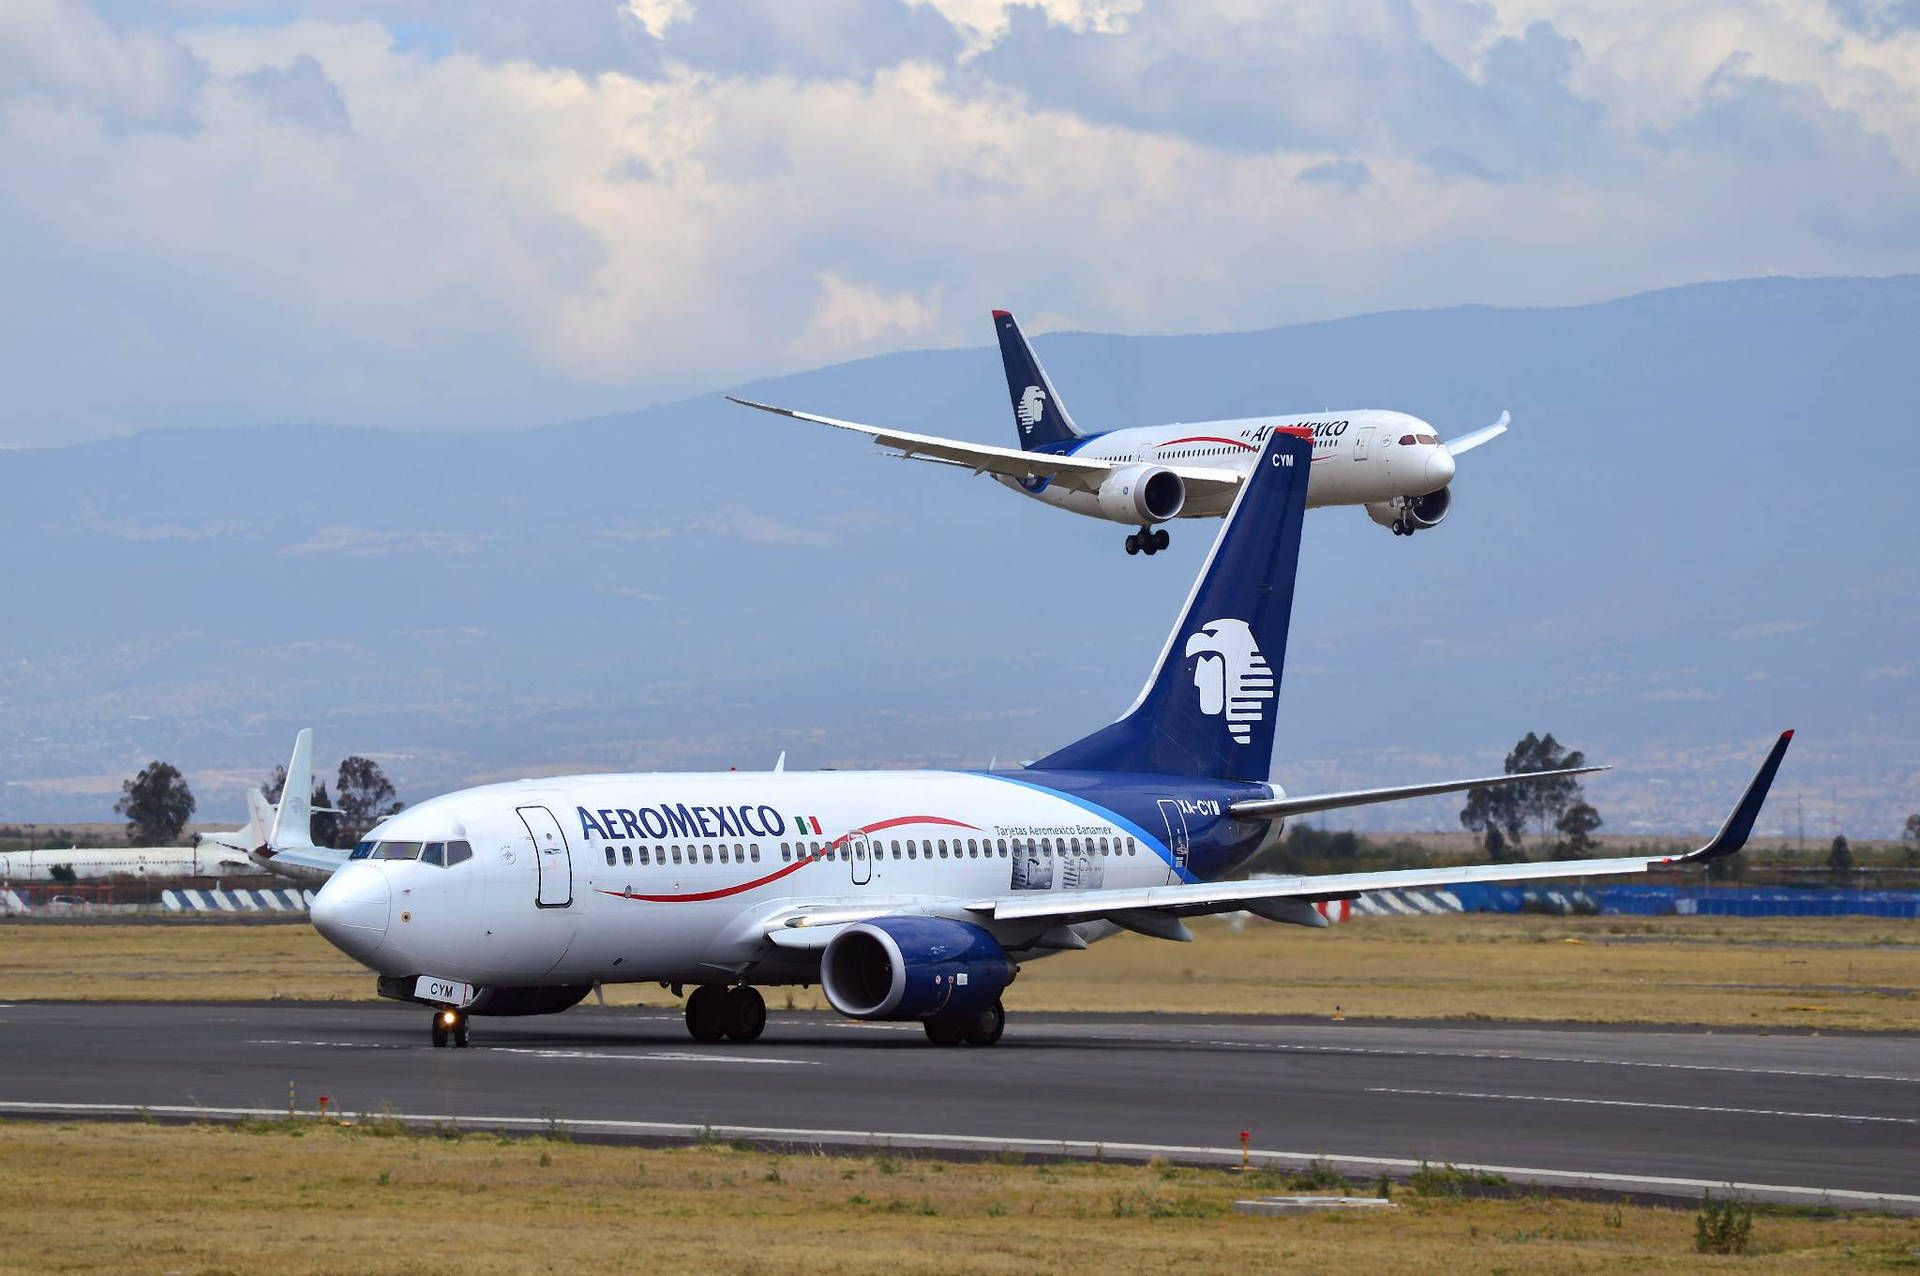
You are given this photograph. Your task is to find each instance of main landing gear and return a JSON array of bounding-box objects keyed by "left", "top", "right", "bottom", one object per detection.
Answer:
[
  {"left": 923, "top": 998, "right": 1005, "bottom": 1047},
  {"left": 1124, "top": 527, "right": 1170, "bottom": 557},
  {"left": 685, "top": 984, "right": 767, "bottom": 1044},
  {"left": 430, "top": 1007, "right": 470, "bottom": 1048}
]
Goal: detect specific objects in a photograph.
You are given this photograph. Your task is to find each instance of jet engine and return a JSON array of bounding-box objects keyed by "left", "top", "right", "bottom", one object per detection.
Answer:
[
  {"left": 1095, "top": 464, "right": 1185, "bottom": 525},
  {"left": 820, "top": 917, "right": 1015, "bottom": 1021},
  {"left": 1366, "top": 485, "right": 1451, "bottom": 536}
]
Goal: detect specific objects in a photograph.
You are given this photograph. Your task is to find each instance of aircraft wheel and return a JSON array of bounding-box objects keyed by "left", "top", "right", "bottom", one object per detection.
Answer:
[
  {"left": 685, "top": 985, "right": 728, "bottom": 1043},
  {"left": 453, "top": 1014, "right": 471, "bottom": 1049},
  {"left": 431, "top": 1019, "right": 449, "bottom": 1048},
  {"left": 1124, "top": 534, "right": 1140, "bottom": 556},
  {"left": 722, "top": 986, "right": 766, "bottom": 1043},
  {"left": 923, "top": 1015, "right": 965, "bottom": 1046},
  {"left": 1152, "top": 528, "right": 1170, "bottom": 552},
  {"left": 960, "top": 999, "right": 1005, "bottom": 1047}
]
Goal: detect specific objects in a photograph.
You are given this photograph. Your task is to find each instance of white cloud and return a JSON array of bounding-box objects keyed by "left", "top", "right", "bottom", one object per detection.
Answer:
[
  {"left": 2, "top": 1, "right": 1918, "bottom": 446},
  {"left": 281, "top": 526, "right": 491, "bottom": 555},
  {"left": 1729, "top": 618, "right": 1816, "bottom": 640},
  {"left": 1865, "top": 662, "right": 1914, "bottom": 680}
]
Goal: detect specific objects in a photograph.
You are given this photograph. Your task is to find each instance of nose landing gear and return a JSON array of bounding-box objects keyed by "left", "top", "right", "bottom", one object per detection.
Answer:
[
  {"left": 685, "top": 984, "right": 767, "bottom": 1043},
  {"left": 430, "top": 1007, "right": 470, "bottom": 1048},
  {"left": 1124, "top": 527, "right": 1170, "bottom": 556}
]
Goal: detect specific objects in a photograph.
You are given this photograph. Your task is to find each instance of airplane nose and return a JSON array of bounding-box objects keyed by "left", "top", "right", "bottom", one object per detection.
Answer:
[
  {"left": 1425, "top": 447, "right": 1456, "bottom": 489},
  {"left": 310, "top": 863, "right": 390, "bottom": 964}
]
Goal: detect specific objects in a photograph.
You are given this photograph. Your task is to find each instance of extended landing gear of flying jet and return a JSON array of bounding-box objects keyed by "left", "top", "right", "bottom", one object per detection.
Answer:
[
  {"left": 430, "top": 1007, "right": 470, "bottom": 1049},
  {"left": 685, "top": 984, "right": 767, "bottom": 1044},
  {"left": 923, "top": 998, "right": 1005, "bottom": 1047},
  {"left": 1124, "top": 527, "right": 1171, "bottom": 557}
]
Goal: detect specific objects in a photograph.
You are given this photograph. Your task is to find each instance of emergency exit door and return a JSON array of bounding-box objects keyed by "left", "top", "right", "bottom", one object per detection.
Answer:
[{"left": 517, "top": 805, "right": 573, "bottom": 908}]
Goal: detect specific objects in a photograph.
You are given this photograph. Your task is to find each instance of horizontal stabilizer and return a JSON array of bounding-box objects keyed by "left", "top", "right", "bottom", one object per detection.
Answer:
[{"left": 1228, "top": 764, "right": 1608, "bottom": 821}]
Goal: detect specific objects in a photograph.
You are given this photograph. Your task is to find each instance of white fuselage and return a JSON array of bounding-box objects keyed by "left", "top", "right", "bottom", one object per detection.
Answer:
[
  {"left": 314, "top": 769, "right": 1213, "bottom": 992},
  {"left": 0, "top": 845, "right": 250, "bottom": 881},
  {"left": 1000, "top": 409, "right": 1454, "bottom": 519}
]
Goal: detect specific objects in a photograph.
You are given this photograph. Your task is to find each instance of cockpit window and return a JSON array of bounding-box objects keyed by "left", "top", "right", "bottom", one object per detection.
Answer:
[
  {"left": 350, "top": 841, "right": 376, "bottom": 860},
  {"left": 1417, "top": 433, "right": 1439, "bottom": 444},
  {"left": 422, "top": 842, "right": 446, "bottom": 867},
  {"left": 447, "top": 840, "right": 472, "bottom": 866},
  {"left": 1399, "top": 434, "right": 1416, "bottom": 445},
  {"left": 374, "top": 840, "right": 423, "bottom": 861}
]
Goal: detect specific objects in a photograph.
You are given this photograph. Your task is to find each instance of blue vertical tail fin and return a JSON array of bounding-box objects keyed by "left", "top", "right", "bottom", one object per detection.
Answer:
[
  {"left": 1032, "top": 427, "right": 1312, "bottom": 782},
  {"left": 993, "top": 310, "right": 1082, "bottom": 451}
]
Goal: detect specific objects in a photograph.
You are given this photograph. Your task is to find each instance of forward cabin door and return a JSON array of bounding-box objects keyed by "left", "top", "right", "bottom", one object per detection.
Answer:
[
  {"left": 518, "top": 805, "right": 573, "bottom": 908},
  {"left": 1156, "top": 799, "right": 1190, "bottom": 884}
]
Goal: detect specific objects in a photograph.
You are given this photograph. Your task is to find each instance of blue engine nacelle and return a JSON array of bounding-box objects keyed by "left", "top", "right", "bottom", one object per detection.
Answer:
[{"left": 820, "top": 917, "right": 1015, "bottom": 1021}]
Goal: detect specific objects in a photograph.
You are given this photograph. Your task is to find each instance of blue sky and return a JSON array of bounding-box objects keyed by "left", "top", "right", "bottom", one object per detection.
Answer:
[{"left": 4, "top": 0, "right": 1920, "bottom": 446}]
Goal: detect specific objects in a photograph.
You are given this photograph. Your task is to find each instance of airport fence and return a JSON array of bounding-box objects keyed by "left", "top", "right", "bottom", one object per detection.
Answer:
[{"left": 1446, "top": 883, "right": 1920, "bottom": 919}]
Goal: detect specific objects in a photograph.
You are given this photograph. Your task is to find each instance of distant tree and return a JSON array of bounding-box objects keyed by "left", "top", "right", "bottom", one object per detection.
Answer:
[
  {"left": 262, "top": 765, "right": 287, "bottom": 804},
  {"left": 48, "top": 863, "right": 76, "bottom": 885},
  {"left": 1483, "top": 825, "right": 1521, "bottom": 863},
  {"left": 1705, "top": 850, "right": 1748, "bottom": 884},
  {"left": 1905, "top": 814, "right": 1920, "bottom": 868},
  {"left": 335, "top": 756, "right": 403, "bottom": 847},
  {"left": 311, "top": 781, "right": 339, "bottom": 849},
  {"left": 115, "top": 761, "right": 196, "bottom": 845},
  {"left": 1552, "top": 801, "right": 1603, "bottom": 859},
  {"left": 1461, "top": 732, "right": 1593, "bottom": 853},
  {"left": 1827, "top": 834, "right": 1854, "bottom": 874}
]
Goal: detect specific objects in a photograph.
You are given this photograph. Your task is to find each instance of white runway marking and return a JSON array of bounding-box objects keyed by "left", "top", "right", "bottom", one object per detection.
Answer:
[
  {"left": 247, "top": 1039, "right": 817, "bottom": 1066},
  {"left": 1139, "top": 1035, "right": 1920, "bottom": 1085},
  {"left": 3, "top": 1099, "right": 1915, "bottom": 1213},
  {"left": 1364, "top": 1086, "right": 1920, "bottom": 1126}
]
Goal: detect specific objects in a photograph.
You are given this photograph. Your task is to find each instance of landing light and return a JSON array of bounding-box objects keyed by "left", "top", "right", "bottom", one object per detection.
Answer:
[{"left": 438, "top": 1010, "right": 457, "bottom": 1028}]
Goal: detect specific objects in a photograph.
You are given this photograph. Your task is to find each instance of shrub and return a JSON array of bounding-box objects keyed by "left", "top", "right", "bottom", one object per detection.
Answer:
[{"left": 1695, "top": 1189, "right": 1753, "bottom": 1254}]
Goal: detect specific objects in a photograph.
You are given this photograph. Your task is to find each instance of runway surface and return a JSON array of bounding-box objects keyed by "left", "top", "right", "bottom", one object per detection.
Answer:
[{"left": 3, "top": 1001, "right": 1916, "bottom": 1210}]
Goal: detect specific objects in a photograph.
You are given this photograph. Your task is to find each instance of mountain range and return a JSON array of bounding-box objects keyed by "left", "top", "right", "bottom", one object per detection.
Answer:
[{"left": 3, "top": 274, "right": 1914, "bottom": 839}]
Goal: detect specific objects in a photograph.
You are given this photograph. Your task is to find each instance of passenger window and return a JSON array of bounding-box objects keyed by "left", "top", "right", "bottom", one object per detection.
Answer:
[
  {"left": 605, "top": 847, "right": 617, "bottom": 866},
  {"left": 621, "top": 846, "right": 632, "bottom": 865},
  {"left": 751, "top": 846, "right": 760, "bottom": 863},
  {"left": 672, "top": 847, "right": 683, "bottom": 864},
  {"left": 422, "top": 842, "right": 447, "bottom": 867},
  {"left": 891, "top": 840, "right": 901, "bottom": 858},
  {"left": 907, "top": 841, "right": 917, "bottom": 860},
  {"left": 702, "top": 846, "right": 713, "bottom": 863},
  {"left": 639, "top": 847, "right": 650, "bottom": 865},
  {"left": 719, "top": 846, "right": 729, "bottom": 863},
  {"left": 447, "top": 840, "right": 472, "bottom": 866}
]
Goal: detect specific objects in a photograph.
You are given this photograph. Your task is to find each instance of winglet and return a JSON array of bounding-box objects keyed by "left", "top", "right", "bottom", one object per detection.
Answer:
[
  {"left": 1675, "top": 730, "right": 1794, "bottom": 863},
  {"left": 1445, "top": 410, "right": 1510, "bottom": 457}
]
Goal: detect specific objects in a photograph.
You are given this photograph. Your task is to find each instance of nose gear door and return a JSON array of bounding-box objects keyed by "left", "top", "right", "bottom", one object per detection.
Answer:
[
  {"left": 517, "top": 805, "right": 573, "bottom": 908},
  {"left": 847, "top": 832, "right": 873, "bottom": 885},
  {"left": 1156, "top": 799, "right": 1190, "bottom": 883}
]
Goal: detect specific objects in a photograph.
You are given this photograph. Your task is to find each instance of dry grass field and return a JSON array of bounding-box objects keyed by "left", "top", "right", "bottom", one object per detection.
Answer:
[
  {"left": 1, "top": 913, "right": 1915, "bottom": 1028},
  {"left": 0, "top": 1120, "right": 1912, "bottom": 1275}
]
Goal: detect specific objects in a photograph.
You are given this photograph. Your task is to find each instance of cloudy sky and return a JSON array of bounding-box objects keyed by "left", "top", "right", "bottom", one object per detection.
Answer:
[{"left": 5, "top": 0, "right": 1919, "bottom": 446}]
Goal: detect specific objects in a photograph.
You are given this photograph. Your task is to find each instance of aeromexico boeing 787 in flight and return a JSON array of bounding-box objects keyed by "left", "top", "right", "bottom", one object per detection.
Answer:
[
  {"left": 730, "top": 310, "right": 1508, "bottom": 556},
  {"left": 299, "top": 428, "right": 1791, "bottom": 1049}
]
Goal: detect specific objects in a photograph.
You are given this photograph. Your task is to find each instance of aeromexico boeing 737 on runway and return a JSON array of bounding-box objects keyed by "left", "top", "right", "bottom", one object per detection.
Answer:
[
  {"left": 300, "top": 429, "right": 1791, "bottom": 1049},
  {"left": 729, "top": 310, "right": 1508, "bottom": 556}
]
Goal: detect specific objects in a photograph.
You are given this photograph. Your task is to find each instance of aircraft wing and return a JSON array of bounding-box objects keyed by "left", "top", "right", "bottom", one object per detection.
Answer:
[
  {"left": 765, "top": 732, "right": 1790, "bottom": 937},
  {"left": 980, "top": 731, "right": 1791, "bottom": 926},
  {"left": 727, "top": 397, "right": 1242, "bottom": 500},
  {"left": 1445, "top": 410, "right": 1509, "bottom": 456},
  {"left": 257, "top": 844, "right": 351, "bottom": 877}
]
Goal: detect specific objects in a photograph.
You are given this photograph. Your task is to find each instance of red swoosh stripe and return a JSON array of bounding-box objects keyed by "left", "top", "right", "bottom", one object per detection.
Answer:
[
  {"left": 1158, "top": 435, "right": 1255, "bottom": 449},
  {"left": 599, "top": 815, "right": 981, "bottom": 903}
]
